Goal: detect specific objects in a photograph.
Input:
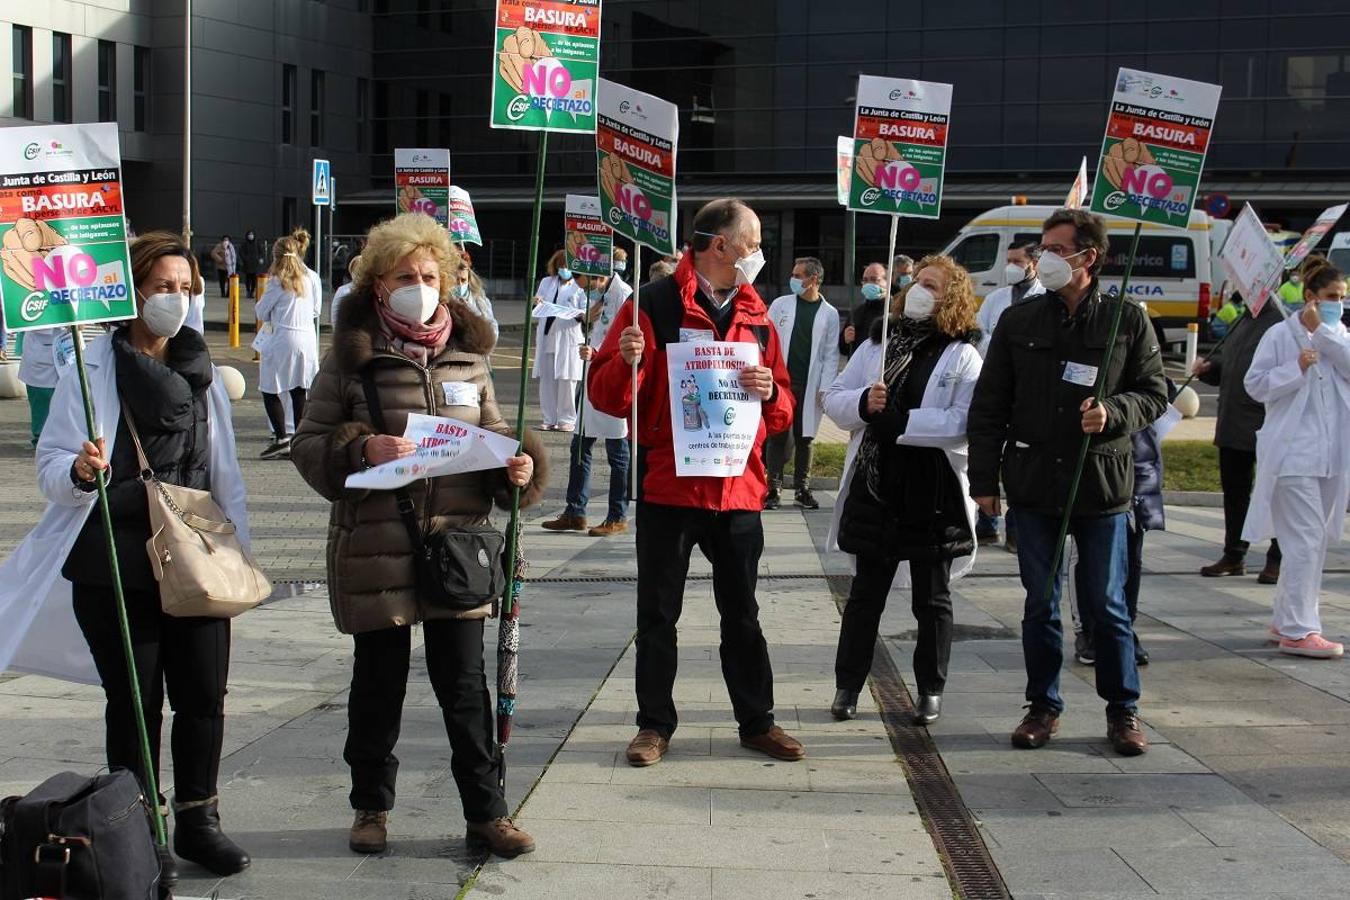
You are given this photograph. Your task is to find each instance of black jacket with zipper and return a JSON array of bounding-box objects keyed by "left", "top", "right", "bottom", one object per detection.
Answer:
[{"left": 967, "top": 279, "right": 1168, "bottom": 517}]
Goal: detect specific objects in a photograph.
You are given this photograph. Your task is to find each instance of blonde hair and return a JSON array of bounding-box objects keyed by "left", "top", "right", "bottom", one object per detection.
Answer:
[
  {"left": 545, "top": 249, "right": 566, "bottom": 276},
  {"left": 269, "top": 237, "right": 308, "bottom": 295},
  {"left": 347, "top": 253, "right": 365, "bottom": 280},
  {"left": 354, "top": 212, "right": 460, "bottom": 302},
  {"left": 290, "top": 227, "right": 311, "bottom": 257},
  {"left": 892, "top": 253, "right": 978, "bottom": 339}
]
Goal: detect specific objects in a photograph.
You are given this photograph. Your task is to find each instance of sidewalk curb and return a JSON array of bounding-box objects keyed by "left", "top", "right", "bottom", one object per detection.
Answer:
[{"left": 1162, "top": 490, "right": 1223, "bottom": 507}]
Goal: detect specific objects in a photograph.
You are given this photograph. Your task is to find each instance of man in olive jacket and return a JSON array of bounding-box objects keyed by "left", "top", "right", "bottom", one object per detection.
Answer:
[{"left": 967, "top": 208, "right": 1167, "bottom": 757}]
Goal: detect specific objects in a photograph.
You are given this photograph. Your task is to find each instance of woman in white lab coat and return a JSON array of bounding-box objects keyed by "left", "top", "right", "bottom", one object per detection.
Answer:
[
  {"left": 824, "top": 255, "right": 982, "bottom": 725},
  {"left": 531, "top": 249, "right": 587, "bottom": 431},
  {"left": 1243, "top": 258, "right": 1350, "bottom": 659},
  {"left": 256, "top": 236, "right": 321, "bottom": 458}
]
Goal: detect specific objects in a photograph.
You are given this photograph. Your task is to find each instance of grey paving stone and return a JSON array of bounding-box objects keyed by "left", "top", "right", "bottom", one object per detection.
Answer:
[
  {"left": 1118, "top": 847, "right": 1350, "bottom": 895},
  {"left": 1035, "top": 773, "right": 1253, "bottom": 809},
  {"left": 989, "top": 847, "right": 1155, "bottom": 897},
  {"left": 522, "top": 781, "right": 711, "bottom": 825},
  {"left": 470, "top": 860, "right": 712, "bottom": 899},
  {"left": 974, "top": 807, "right": 1212, "bottom": 851},
  {"left": 710, "top": 788, "right": 923, "bottom": 834},
  {"left": 710, "top": 868, "right": 952, "bottom": 900}
]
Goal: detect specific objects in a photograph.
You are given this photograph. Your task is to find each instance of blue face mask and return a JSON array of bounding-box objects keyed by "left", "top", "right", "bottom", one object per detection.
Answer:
[
  {"left": 1318, "top": 300, "right": 1344, "bottom": 324},
  {"left": 790, "top": 277, "right": 806, "bottom": 296},
  {"left": 895, "top": 274, "right": 913, "bottom": 288},
  {"left": 454, "top": 283, "right": 469, "bottom": 299},
  {"left": 557, "top": 267, "right": 572, "bottom": 282},
  {"left": 861, "top": 283, "right": 885, "bottom": 301},
  {"left": 614, "top": 262, "right": 626, "bottom": 274}
]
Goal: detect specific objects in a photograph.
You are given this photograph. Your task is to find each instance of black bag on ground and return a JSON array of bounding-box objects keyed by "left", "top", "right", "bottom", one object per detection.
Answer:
[{"left": 0, "top": 769, "right": 159, "bottom": 900}]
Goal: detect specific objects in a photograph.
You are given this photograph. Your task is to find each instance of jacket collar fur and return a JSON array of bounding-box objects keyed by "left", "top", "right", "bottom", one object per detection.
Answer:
[{"left": 332, "top": 285, "right": 497, "bottom": 374}]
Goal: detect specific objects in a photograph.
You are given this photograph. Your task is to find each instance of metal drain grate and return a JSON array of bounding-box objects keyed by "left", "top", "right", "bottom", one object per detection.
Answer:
[{"left": 826, "top": 575, "right": 1011, "bottom": 900}]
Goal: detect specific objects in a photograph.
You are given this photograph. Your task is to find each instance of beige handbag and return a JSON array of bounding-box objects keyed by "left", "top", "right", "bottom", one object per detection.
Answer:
[{"left": 121, "top": 401, "right": 271, "bottom": 618}]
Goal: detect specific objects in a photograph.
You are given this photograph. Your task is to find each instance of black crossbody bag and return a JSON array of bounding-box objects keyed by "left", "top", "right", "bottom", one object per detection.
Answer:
[{"left": 360, "top": 369, "right": 506, "bottom": 614}]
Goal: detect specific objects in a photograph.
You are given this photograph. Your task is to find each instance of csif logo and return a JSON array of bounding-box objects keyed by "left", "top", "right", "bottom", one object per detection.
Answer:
[
  {"left": 888, "top": 88, "right": 920, "bottom": 101},
  {"left": 506, "top": 94, "right": 531, "bottom": 121},
  {"left": 859, "top": 187, "right": 883, "bottom": 207},
  {"left": 23, "top": 142, "right": 40, "bottom": 160},
  {"left": 19, "top": 291, "right": 48, "bottom": 322}
]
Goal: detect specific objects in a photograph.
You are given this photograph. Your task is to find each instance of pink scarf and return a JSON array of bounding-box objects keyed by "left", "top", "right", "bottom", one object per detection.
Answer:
[{"left": 376, "top": 300, "right": 452, "bottom": 365}]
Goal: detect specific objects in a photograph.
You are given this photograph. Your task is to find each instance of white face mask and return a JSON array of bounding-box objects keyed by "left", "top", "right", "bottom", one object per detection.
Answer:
[
  {"left": 734, "top": 248, "right": 766, "bottom": 286},
  {"left": 139, "top": 290, "right": 190, "bottom": 337},
  {"left": 1037, "top": 249, "right": 1087, "bottom": 292},
  {"left": 386, "top": 282, "right": 441, "bottom": 324},
  {"left": 1005, "top": 262, "right": 1029, "bottom": 285},
  {"left": 903, "top": 283, "right": 937, "bottom": 320}
]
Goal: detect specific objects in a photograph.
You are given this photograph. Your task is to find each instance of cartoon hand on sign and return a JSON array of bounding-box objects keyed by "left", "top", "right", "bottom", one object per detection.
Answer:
[
  {"left": 1102, "top": 138, "right": 1157, "bottom": 190},
  {"left": 499, "top": 26, "right": 551, "bottom": 94},
  {"left": 854, "top": 138, "right": 902, "bottom": 188},
  {"left": 565, "top": 229, "right": 589, "bottom": 262},
  {"left": 398, "top": 184, "right": 424, "bottom": 215},
  {"left": 1, "top": 217, "right": 68, "bottom": 290},
  {"left": 600, "top": 154, "right": 635, "bottom": 205}
]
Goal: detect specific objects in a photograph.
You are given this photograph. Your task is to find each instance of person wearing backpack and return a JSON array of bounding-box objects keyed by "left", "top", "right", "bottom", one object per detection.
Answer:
[{"left": 587, "top": 198, "right": 806, "bottom": 768}]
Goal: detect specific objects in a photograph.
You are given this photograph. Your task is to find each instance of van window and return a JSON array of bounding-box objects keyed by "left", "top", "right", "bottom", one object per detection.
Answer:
[
  {"left": 1014, "top": 232, "right": 1197, "bottom": 279},
  {"left": 946, "top": 233, "right": 1000, "bottom": 273}
]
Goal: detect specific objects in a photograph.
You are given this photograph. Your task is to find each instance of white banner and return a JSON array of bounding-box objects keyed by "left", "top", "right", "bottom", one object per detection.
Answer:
[
  {"left": 665, "top": 341, "right": 762, "bottom": 478},
  {"left": 1218, "top": 203, "right": 1286, "bottom": 317},
  {"left": 345, "top": 413, "right": 518, "bottom": 490},
  {"left": 531, "top": 301, "right": 585, "bottom": 320}
]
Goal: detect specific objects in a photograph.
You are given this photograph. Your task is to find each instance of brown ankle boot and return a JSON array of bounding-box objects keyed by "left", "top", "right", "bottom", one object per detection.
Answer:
[
  {"left": 349, "top": 810, "right": 388, "bottom": 854},
  {"left": 466, "top": 817, "right": 535, "bottom": 858},
  {"left": 541, "top": 513, "right": 587, "bottom": 532}
]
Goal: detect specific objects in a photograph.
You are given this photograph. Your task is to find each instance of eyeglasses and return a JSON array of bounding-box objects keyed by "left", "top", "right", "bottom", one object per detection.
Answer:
[{"left": 1039, "top": 243, "right": 1081, "bottom": 257}]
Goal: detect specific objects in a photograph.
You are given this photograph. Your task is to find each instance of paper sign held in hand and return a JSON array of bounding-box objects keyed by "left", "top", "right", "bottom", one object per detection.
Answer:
[
  {"left": 345, "top": 413, "right": 519, "bottom": 491},
  {"left": 665, "top": 341, "right": 762, "bottom": 478}
]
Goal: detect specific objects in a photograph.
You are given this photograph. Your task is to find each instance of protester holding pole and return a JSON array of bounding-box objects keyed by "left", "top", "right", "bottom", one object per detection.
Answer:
[
  {"left": 824, "top": 256, "right": 983, "bottom": 727},
  {"left": 967, "top": 208, "right": 1168, "bottom": 756},
  {"left": 1240, "top": 258, "right": 1350, "bottom": 659},
  {"left": 290, "top": 213, "right": 546, "bottom": 859}
]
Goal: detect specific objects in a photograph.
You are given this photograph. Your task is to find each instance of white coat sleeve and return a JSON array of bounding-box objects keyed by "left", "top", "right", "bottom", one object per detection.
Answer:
[
  {"left": 35, "top": 368, "right": 100, "bottom": 509},
  {"left": 1311, "top": 324, "right": 1350, "bottom": 378},
  {"left": 1244, "top": 327, "right": 1305, "bottom": 404},
  {"left": 207, "top": 378, "right": 252, "bottom": 550},
  {"left": 819, "top": 306, "right": 841, "bottom": 399},
  {"left": 480, "top": 293, "right": 499, "bottom": 339},
  {"left": 256, "top": 278, "right": 280, "bottom": 323},
  {"left": 823, "top": 343, "right": 874, "bottom": 434},
  {"left": 899, "top": 345, "right": 983, "bottom": 449}
]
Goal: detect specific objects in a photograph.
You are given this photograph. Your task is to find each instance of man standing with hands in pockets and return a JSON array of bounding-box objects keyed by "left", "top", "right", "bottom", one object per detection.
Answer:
[
  {"left": 588, "top": 198, "right": 807, "bottom": 767},
  {"left": 967, "top": 208, "right": 1167, "bottom": 757}
]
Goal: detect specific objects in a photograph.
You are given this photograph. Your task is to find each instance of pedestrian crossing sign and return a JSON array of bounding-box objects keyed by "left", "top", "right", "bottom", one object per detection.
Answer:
[{"left": 312, "top": 159, "right": 331, "bottom": 206}]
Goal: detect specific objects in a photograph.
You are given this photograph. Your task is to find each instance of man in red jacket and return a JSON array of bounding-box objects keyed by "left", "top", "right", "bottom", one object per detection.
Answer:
[{"left": 589, "top": 198, "right": 806, "bottom": 767}]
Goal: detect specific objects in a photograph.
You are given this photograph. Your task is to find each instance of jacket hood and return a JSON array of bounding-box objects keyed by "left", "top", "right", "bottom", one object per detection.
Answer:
[{"left": 332, "top": 285, "right": 497, "bottom": 373}]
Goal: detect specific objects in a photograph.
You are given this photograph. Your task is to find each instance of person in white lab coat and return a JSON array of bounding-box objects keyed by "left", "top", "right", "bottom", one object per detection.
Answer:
[
  {"left": 256, "top": 236, "right": 321, "bottom": 459},
  {"left": 542, "top": 253, "right": 633, "bottom": 536},
  {"left": 330, "top": 254, "right": 364, "bottom": 328},
  {"left": 765, "top": 256, "right": 840, "bottom": 510},
  {"left": 1242, "top": 258, "right": 1350, "bottom": 659},
  {"left": 531, "top": 249, "right": 587, "bottom": 431},
  {"left": 0, "top": 230, "right": 253, "bottom": 884},
  {"left": 824, "top": 256, "right": 982, "bottom": 726},
  {"left": 291, "top": 226, "right": 326, "bottom": 325},
  {"left": 17, "top": 326, "right": 62, "bottom": 446}
]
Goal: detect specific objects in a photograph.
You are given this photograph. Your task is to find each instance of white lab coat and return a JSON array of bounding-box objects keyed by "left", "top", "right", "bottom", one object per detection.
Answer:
[
  {"left": 767, "top": 294, "right": 841, "bottom": 438},
  {"left": 305, "top": 265, "right": 323, "bottom": 325},
  {"left": 17, "top": 327, "right": 60, "bottom": 389},
  {"left": 330, "top": 282, "right": 355, "bottom": 328},
  {"left": 1242, "top": 314, "right": 1350, "bottom": 544},
  {"left": 256, "top": 277, "right": 321, "bottom": 393},
  {"left": 581, "top": 274, "right": 633, "bottom": 438},
  {"left": 463, "top": 289, "right": 499, "bottom": 341},
  {"left": 531, "top": 276, "right": 587, "bottom": 381},
  {"left": 823, "top": 336, "right": 982, "bottom": 584},
  {"left": 0, "top": 332, "right": 251, "bottom": 683},
  {"left": 976, "top": 279, "right": 1045, "bottom": 357},
  {"left": 185, "top": 290, "right": 206, "bottom": 335}
]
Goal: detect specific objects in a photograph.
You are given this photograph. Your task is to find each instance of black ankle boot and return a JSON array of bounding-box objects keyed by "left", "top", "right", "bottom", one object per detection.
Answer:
[
  {"left": 831, "top": 689, "right": 859, "bottom": 720},
  {"left": 156, "top": 842, "right": 179, "bottom": 889},
  {"left": 174, "top": 798, "right": 251, "bottom": 875}
]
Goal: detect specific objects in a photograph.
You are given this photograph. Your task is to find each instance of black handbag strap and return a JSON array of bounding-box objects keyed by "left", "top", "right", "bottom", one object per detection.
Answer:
[{"left": 359, "top": 367, "right": 426, "bottom": 559}]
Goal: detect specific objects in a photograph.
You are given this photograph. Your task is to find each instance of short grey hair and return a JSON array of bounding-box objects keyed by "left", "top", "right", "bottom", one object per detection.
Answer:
[
  {"left": 648, "top": 259, "right": 676, "bottom": 281},
  {"left": 892, "top": 254, "right": 914, "bottom": 271},
  {"left": 794, "top": 256, "right": 824, "bottom": 281}
]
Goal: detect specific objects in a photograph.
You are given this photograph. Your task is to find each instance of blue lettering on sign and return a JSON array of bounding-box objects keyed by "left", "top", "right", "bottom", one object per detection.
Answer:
[{"left": 1104, "top": 284, "right": 1165, "bottom": 297}]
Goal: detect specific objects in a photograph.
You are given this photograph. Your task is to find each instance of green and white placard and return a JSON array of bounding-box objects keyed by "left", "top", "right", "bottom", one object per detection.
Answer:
[{"left": 490, "top": 0, "right": 601, "bottom": 133}]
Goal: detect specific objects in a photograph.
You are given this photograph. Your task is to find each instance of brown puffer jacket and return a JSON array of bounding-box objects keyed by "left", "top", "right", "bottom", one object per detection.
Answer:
[{"left": 291, "top": 288, "right": 548, "bottom": 634}]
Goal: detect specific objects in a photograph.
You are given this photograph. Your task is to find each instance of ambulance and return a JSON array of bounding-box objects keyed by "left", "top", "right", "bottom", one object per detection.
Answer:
[
  {"left": 940, "top": 205, "right": 1228, "bottom": 339},
  {"left": 1329, "top": 232, "right": 1350, "bottom": 274}
]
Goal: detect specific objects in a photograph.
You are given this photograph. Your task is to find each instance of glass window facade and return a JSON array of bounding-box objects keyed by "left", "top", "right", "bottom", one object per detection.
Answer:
[
  {"left": 97, "top": 40, "right": 116, "bottom": 123},
  {"left": 52, "top": 32, "right": 71, "bottom": 123},
  {"left": 12, "top": 24, "right": 31, "bottom": 120}
]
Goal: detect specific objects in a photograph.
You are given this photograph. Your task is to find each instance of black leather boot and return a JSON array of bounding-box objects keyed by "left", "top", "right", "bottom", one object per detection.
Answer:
[
  {"left": 156, "top": 842, "right": 179, "bottom": 889},
  {"left": 174, "top": 798, "right": 251, "bottom": 875},
  {"left": 831, "top": 689, "right": 859, "bottom": 720},
  {"left": 912, "top": 694, "right": 943, "bottom": 726}
]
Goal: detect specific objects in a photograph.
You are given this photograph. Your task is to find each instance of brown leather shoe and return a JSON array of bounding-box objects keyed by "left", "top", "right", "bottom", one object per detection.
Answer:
[
  {"left": 1011, "top": 707, "right": 1060, "bottom": 749},
  {"left": 1107, "top": 711, "right": 1148, "bottom": 756},
  {"left": 1258, "top": 561, "right": 1280, "bottom": 585},
  {"left": 740, "top": 725, "right": 806, "bottom": 761},
  {"left": 349, "top": 810, "right": 388, "bottom": 854},
  {"left": 541, "top": 513, "right": 587, "bottom": 532},
  {"left": 587, "top": 518, "right": 628, "bottom": 537},
  {"left": 466, "top": 817, "right": 535, "bottom": 858},
  {"left": 1200, "top": 556, "right": 1246, "bottom": 577},
  {"left": 625, "top": 729, "right": 669, "bottom": 767}
]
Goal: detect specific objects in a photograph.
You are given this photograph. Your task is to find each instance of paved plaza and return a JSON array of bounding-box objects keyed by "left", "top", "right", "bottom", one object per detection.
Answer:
[{"left": 2, "top": 326, "right": 1349, "bottom": 899}]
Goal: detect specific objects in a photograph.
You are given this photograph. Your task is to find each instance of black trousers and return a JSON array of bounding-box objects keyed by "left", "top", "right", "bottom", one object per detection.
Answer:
[
  {"left": 72, "top": 583, "right": 230, "bottom": 803},
  {"left": 1218, "top": 446, "right": 1281, "bottom": 563},
  {"left": 765, "top": 382, "right": 814, "bottom": 491},
  {"left": 835, "top": 555, "right": 953, "bottom": 697},
  {"left": 635, "top": 503, "right": 775, "bottom": 739},
  {"left": 344, "top": 620, "right": 506, "bottom": 823},
  {"left": 262, "top": 387, "right": 308, "bottom": 439}
]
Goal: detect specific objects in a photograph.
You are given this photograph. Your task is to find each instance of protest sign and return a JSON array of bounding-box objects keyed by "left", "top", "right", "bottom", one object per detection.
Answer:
[
  {"left": 835, "top": 136, "right": 853, "bottom": 207},
  {"left": 395, "top": 149, "right": 451, "bottom": 226},
  {"left": 345, "top": 413, "right": 519, "bottom": 491},
  {"left": 531, "top": 301, "right": 585, "bottom": 320},
  {"left": 1091, "top": 68, "right": 1222, "bottom": 230},
  {"left": 490, "top": 0, "right": 601, "bottom": 133},
  {"left": 0, "top": 122, "right": 135, "bottom": 332},
  {"left": 596, "top": 78, "right": 678, "bottom": 256},
  {"left": 665, "top": 341, "right": 762, "bottom": 478},
  {"left": 564, "top": 193, "right": 612, "bottom": 276},
  {"left": 1065, "top": 156, "right": 1089, "bottom": 209},
  {"left": 1218, "top": 203, "right": 1286, "bottom": 317},
  {"left": 1285, "top": 202, "right": 1347, "bottom": 271},
  {"left": 447, "top": 186, "right": 483, "bottom": 246},
  {"left": 847, "top": 75, "right": 953, "bottom": 219}
]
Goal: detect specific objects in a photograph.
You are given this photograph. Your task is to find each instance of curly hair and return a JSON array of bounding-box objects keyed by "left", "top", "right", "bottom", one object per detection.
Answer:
[
  {"left": 353, "top": 212, "right": 460, "bottom": 302},
  {"left": 892, "top": 254, "right": 978, "bottom": 338}
]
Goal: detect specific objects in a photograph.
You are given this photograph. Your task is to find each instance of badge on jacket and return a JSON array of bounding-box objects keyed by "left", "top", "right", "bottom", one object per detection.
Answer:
[
  {"left": 680, "top": 328, "right": 715, "bottom": 343},
  {"left": 1062, "top": 361, "right": 1098, "bottom": 387},
  {"left": 442, "top": 381, "right": 479, "bottom": 407}
]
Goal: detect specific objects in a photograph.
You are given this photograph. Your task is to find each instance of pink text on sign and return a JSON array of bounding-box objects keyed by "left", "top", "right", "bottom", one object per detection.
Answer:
[
  {"left": 616, "top": 183, "right": 652, "bottom": 221},
  {"left": 876, "top": 160, "right": 921, "bottom": 192},
  {"left": 33, "top": 251, "right": 98, "bottom": 291},
  {"left": 521, "top": 61, "right": 571, "bottom": 99},
  {"left": 1120, "top": 165, "right": 1174, "bottom": 199}
]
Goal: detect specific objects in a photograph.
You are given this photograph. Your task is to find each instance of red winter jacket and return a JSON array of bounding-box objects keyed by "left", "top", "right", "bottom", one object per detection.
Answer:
[{"left": 588, "top": 254, "right": 795, "bottom": 512}]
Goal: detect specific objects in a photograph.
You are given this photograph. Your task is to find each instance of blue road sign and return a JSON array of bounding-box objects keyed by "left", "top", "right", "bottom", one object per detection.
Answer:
[{"left": 312, "top": 159, "right": 331, "bottom": 206}]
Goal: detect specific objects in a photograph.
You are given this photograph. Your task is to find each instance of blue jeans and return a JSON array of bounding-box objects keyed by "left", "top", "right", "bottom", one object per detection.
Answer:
[
  {"left": 564, "top": 434, "right": 630, "bottom": 522},
  {"left": 1014, "top": 509, "right": 1139, "bottom": 715}
]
